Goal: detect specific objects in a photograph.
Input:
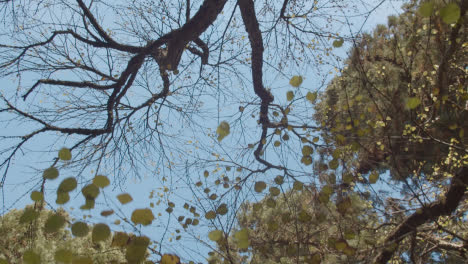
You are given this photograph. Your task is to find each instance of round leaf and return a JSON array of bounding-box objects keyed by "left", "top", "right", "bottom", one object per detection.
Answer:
[
  {"left": 216, "top": 121, "right": 230, "bottom": 142},
  {"left": 56, "top": 192, "right": 70, "bottom": 205},
  {"left": 19, "top": 208, "right": 39, "bottom": 224},
  {"left": 440, "top": 3, "right": 460, "bottom": 24},
  {"left": 306, "top": 91, "right": 317, "bottom": 103},
  {"left": 289, "top": 75, "right": 303, "bottom": 87},
  {"left": 131, "top": 208, "right": 155, "bottom": 226},
  {"left": 208, "top": 230, "right": 223, "bottom": 241},
  {"left": 30, "top": 191, "right": 43, "bottom": 202},
  {"left": 71, "top": 221, "right": 89, "bottom": 237},
  {"left": 418, "top": 2, "right": 434, "bottom": 17},
  {"left": 92, "top": 175, "right": 110, "bottom": 188},
  {"left": 205, "top": 210, "right": 216, "bottom": 219},
  {"left": 216, "top": 203, "right": 228, "bottom": 215},
  {"left": 117, "top": 193, "right": 133, "bottom": 204},
  {"left": 126, "top": 236, "right": 150, "bottom": 263},
  {"left": 254, "top": 181, "right": 267, "bottom": 193},
  {"left": 234, "top": 229, "right": 250, "bottom": 249},
  {"left": 58, "top": 147, "right": 72, "bottom": 161},
  {"left": 44, "top": 214, "right": 66, "bottom": 233},
  {"left": 43, "top": 167, "right": 59, "bottom": 180},
  {"left": 81, "top": 184, "right": 100, "bottom": 199},
  {"left": 333, "top": 38, "right": 344, "bottom": 48},
  {"left": 92, "top": 223, "right": 111, "bottom": 242},
  {"left": 58, "top": 177, "right": 77, "bottom": 192}
]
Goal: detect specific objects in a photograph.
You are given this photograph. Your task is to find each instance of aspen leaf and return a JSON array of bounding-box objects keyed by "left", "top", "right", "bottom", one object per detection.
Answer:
[
  {"left": 44, "top": 213, "right": 66, "bottom": 233},
  {"left": 81, "top": 184, "right": 100, "bottom": 200},
  {"left": 289, "top": 75, "right": 303, "bottom": 87},
  {"left": 293, "top": 181, "right": 303, "bottom": 191},
  {"left": 205, "top": 210, "right": 216, "bottom": 219},
  {"left": 418, "top": 2, "right": 434, "bottom": 17},
  {"left": 286, "top": 91, "right": 294, "bottom": 101},
  {"left": 306, "top": 91, "right": 317, "bottom": 103},
  {"left": 117, "top": 193, "right": 133, "bottom": 204},
  {"left": 92, "top": 223, "right": 111, "bottom": 242},
  {"left": 269, "top": 186, "right": 280, "bottom": 196},
  {"left": 20, "top": 208, "right": 39, "bottom": 223},
  {"left": 111, "top": 232, "right": 129, "bottom": 247},
  {"left": 43, "top": 167, "right": 59, "bottom": 180},
  {"left": 58, "top": 147, "right": 72, "bottom": 161},
  {"left": 405, "top": 97, "right": 421, "bottom": 109},
  {"left": 254, "top": 181, "right": 267, "bottom": 192},
  {"left": 131, "top": 208, "right": 155, "bottom": 225},
  {"left": 208, "top": 230, "right": 223, "bottom": 241},
  {"left": 302, "top": 145, "right": 313, "bottom": 156},
  {"left": 369, "top": 171, "right": 379, "bottom": 184},
  {"left": 216, "top": 203, "right": 228, "bottom": 215},
  {"left": 274, "top": 175, "right": 284, "bottom": 185},
  {"left": 71, "top": 222, "right": 89, "bottom": 237},
  {"left": 161, "top": 254, "right": 181, "bottom": 264},
  {"left": 92, "top": 175, "right": 110, "bottom": 188},
  {"left": 333, "top": 38, "right": 344, "bottom": 48},
  {"left": 58, "top": 177, "right": 77, "bottom": 192},
  {"left": 216, "top": 121, "right": 230, "bottom": 142},
  {"left": 30, "top": 191, "right": 43, "bottom": 201},
  {"left": 234, "top": 228, "right": 250, "bottom": 249},
  {"left": 54, "top": 249, "right": 73, "bottom": 263},
  {"left": 23, "top": 250, "right": 41, "bottom": 264},
  {"left": 126, "top": 236, "right": 150, "bottom": 263},
  {"left": 56, "top": 191, "right": 70, "bottom": 204},
  {"left": 440, "top": 3, "right": 460, "bottom": 24}
]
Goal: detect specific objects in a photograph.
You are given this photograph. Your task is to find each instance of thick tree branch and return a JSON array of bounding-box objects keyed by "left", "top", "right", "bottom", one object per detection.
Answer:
[{"left": 373, "top": 166, "right": 468, "bottom": 263}]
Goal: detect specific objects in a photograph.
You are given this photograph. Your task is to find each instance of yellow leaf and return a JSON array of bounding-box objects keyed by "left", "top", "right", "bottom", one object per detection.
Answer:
[
  {"left": 216, "top": 121, "right": 230, "bottom": 142},
  {"left": 289, "top": 75, "right": 303, "bottom": 87}
]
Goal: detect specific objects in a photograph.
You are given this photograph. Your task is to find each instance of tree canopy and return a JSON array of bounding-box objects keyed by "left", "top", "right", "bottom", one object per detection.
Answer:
[{"left": 0, "top": 0, "right": 467, "bottom": 263}]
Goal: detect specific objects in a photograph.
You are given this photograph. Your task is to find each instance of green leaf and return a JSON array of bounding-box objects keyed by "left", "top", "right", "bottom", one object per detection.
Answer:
[
  {"left": 111, "top": 232, "right": 129, "bottom": 247},
  {"left": 329, "top": 159, "right": 339, "bottom": 170},
  {"left": 418, "top": 2, "right": 434, "bottom": 17},
  {"left": 254, "top": 181, "right": 267, "bottom": 193},
  {"left": 92, "top": 223, "right": 111, "bottom": 243},
  {"left": 54, "top": 249, "right": 73, "bottom": 263},
  {"left": 81, "top": 184, "right": 100, "bottom": 200},
  {"left": 131, "top": 208, "right": 155, "bottom": 225},
  {"left": 289, "top": 75, "right": 303, "bottom": 87},
  {"left": 126, "top": 236, "right": 150, "bottom": 264},
  {"left": 43, "top": 167, "right": 59, "bottom": 180},
  {"left": 56, "top": 191, "right": 70, "bottom": 204},
  {"left": 44, "top": 213, "right": 66, "bottom": 233},
  {"left": 369, "top": 171, "right": 379, "bottom": 184},
  {"left": 216, "top": 121, "right": 230, "bottom": 142},
  {"left": 58, "top": 177, "right": 77, "bottom": 193},
  {"left": 23, "top": 250, "right": 41, "bottom": 264},
  {"left": 274, "top": 175, "right": 284, "bottom": 185},
  {"left": 161, "top": 254, "right": 181, "bottom": 264},
  {"left": 208, "top": 230, "right": 223, "bottom": 241},
  {"left": 405, "top": 97, "right": 421, "bottom": 109},
  {"left": 302, "top": 145, "right": 314, "bottom": 156},
  {"left": 92, "top": 175, "right": 110, "bottom": 188},
  {"left": 286, "top": 91, "right": 294, "bottom": 101},
  {"left": 216, "top": 203, "right": 228, "bottom": 215},
  {"left": 205, "top": 211, "right": 216, "bottom": 219},
  {"left": 440, "top": 3, "right": 460, "bottom": 24},
  {"left": 269, "top": 186, "right": 280, "bottom": 196},
  {"left": 306, "top": 91, "right": 317, "bottom": 103},
  {"left": 30, "top": 191, "right": 43, "bottom": 202},
  {"left": 19, "top": 208, "right": 39, "bottom": 224},
  {"left": 58, "top": 147, "right": 72, "bottom": 161},
  {"left": 80, "top": 198, "right": 95, "bottom": 210},
  {"left": 71, "top": 221, "right": 89, "bottom": 237},
  {"left": 333, "top": 38, "right": 344, "bottom": 48},
  {"left": 117, "top": 193, "right": 133, "bottom": 204},
  {"left": 234, "top": 228, "right": 250, "bottom": 249},
  {"left": 293, "top": 181, "right": 303, "bottom": 191}
]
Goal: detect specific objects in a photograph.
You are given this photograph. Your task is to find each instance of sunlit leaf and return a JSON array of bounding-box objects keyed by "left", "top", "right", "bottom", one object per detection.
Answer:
[
  {"left": 234, "top": 228, "right": 250, "bottom": 249},
  {"left": 131, "top": 208, "right": 155, "bottom": 225},
  {"left": 58, "top": 147, "right": 72, "bottom": 161},
  {"left": 208, "top": 230, "right": 223, "bottom": 241},
  {"left": 405, "top": 97, "right": 421, "bottom": 109},
  {"left": 126, "top": 236, "right": 150, "bottom": 263},
  {"left": 58, "top": 177, "right": 77, "bottom": 193},
  {"left": 117, "top": 193, "right": 133, "bottom": 204},
  {"left": 418, "top": 2, "right": 434, "bottom": 17},
  {"left": 92, "top": 175, "right": 110, "bottom": 188},
  {"left": 81, "top": 184, "right": 100, "bottom": 200},
  {"left": 369, "top": 171, "right": 379, "bottom": 184},
  {"left": 440, "top": 3, "right": 460, "bottom": 24},
  {"left": 43, "top": 167, "right": 59, "bottom": 180},
  {"left": 205, "top": 211, "right": 216, "bottom": 219},
  {"left": 254, "top": 181, "right": 267, "bottom": 193},
  {"left": 71, "top": 221, "right": 89, "bottom": 237},
  {"left": 23, "top": 250, "right": 41, "bottom": 264},
  {"left": 216, "top": 121, "right": 230, "bottom": 142},
  {"left": 54, "top": 249, "right": 73, "bottom": 263},
  {"left": 274, "top": 175, "right": 284, "bottom": 185},
  {"left": 306, "top": 91, "right": 317, "bottom": 103},
  {"left": 92, "top": 223, "right": 111, "bottom": 243},
  {"left": 56, "top": 191, "right": 70, "bottom": 205},
  {"left": 30, "top": 191, "right": 43, "bottom": 202},
  {"left": 286, "top": 91, "right": 294, "bottom": 101},
  {"left": 289, "top": 75, "right": 303, "bottom": 87},
  {"left": 44, "top": 213, "right": 66, "bottom": 233},
  {"left": 161, "top": 254, "right": 181, "bottom": 264}
]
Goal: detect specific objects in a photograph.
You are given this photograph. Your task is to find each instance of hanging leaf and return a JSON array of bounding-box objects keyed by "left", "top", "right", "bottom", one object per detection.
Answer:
[
  {"left": 92, "top": 223, "right": 111, "bottom": 242},
  {"left": 71, "top": 221, "right": 89, "bottom": 237},
  {"left": 117, "top": 193, "right": 133, "bottom": 204},
  {"left": 81, "top": 184, "right": 100, "bottom": 200},
  {"left": 58, "top": 177, "right": 77, "bottom": 193},
  {"left": 254, "top": 181, "right": 267, "bottom": 192},
  {"left": 440, "top": 3, "right": 460, "bottom": 24},
  {"left": 58, "top": 147, "right": 72, "bottom": 161},
  {"left": 269, "top": 187, "right": 280, "bottom": 196},
  {"left": 30, "top": 191, "right": 43, "bottom": 202},
  {"left": 111, "top": 232, "right": 129, "bottom": 247},
  {"left": 369, "top": 171, "right": 379, "bottom": 184},
  {"left": 333, "top": 38, "right": 344, "bottom": 48},
  {"left": 43, "top": 167, "right": 59, "bottom": 180},
  {"left": 405, "top": 97, "right": 421, "bottom": 109},
  {"left": 418, "top": 2, "right": 434, "bottom": 17},
  {"left": 161, "top": 254, "right": 181, "bottom": 264},
  {"left": 56, "top": 191, "right": 70, "bottom": 205},
  {"left": 126, "top": 236, "right": 150, "bottom": 264},
  {"left": 289, "top": 75, "right": 303, "bottom": 87},
  {"left": 306, "top": 91, "right": 317, "bottom": 103},
  {"left": 44, "top": 213, "right": 66, "bottom": 233},
  {"left": 205, "top": 211, "right": 216, "bottom": 219},
  {"left": 216, "top": 121, "right": 230, "bottom": 142},
  {"left": 216, "top": 203, "right": 228, "bottom": 215},
  {"left": 302, "top": 145, "right": 314, "bottom": 156},
  {"left": 286, "top": 91, "right": 294, "bottom": 101},
  {"left": 92, "top": 175, "right": 110, "bottom": 188},
  {"left": 208, "top": 230, "right": 223, "bottom": 241},
  {"left": 131, "top": 208, "right": 155, "bottom": 225},
  {"left": 234, "top": 229, "right": 250, "bottom": 249}
]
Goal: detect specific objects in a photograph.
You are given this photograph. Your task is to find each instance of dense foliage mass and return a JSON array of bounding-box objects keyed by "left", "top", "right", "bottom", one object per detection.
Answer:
[{"left": 0, "top": 0, "right": 466, "bottom": 263}]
